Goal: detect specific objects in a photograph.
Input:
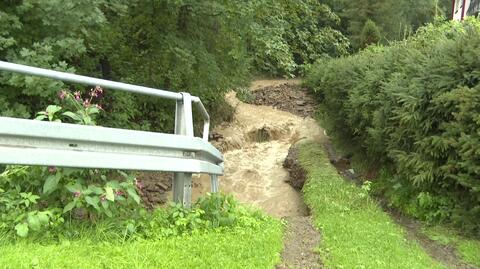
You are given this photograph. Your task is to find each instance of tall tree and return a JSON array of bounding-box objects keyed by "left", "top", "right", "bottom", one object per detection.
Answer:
[{"left": 360, "top": 19, "right": 381, "bottom": 48}]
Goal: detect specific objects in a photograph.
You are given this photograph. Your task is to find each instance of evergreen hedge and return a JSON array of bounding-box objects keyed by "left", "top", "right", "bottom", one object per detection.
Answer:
[{"left": 305, "top": 18, "right": 480, "bottom": 234}]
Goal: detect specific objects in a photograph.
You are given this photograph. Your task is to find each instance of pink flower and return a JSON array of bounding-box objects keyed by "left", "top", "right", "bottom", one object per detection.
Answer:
[
  {"left": 89, "top": 88, "right": 98, "bottom": 97},
  {"left": 74, "top": 91, "right": 81, "bottom": 101},
  {"left": 58, "top": 90, "right": 67, "bottom": 100},
  {"left": 100, "top": 195, "right": 106, "bottom": 202},
  {"left": 48, "top": 166, "right": 57, "bottom": 174},
  {"left": 115, "top": 190, "right": 124, "bottom": 196},
  {"left": 96, "top": 86, "right": 104, "bottom": 99},
  {"left": 73, "top": 191, "right": 81, "bottom": 198},
  {"left": 95, "top": 104, "right": 103, "bottom": 110},
  {"left": 83, "top": 99, "right": 90, "bottom": 107}
]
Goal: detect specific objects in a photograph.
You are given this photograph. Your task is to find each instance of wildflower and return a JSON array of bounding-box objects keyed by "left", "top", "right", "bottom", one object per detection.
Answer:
[
  {"left": 95, "top": 104, "right": 103, "bottom": 110},
  {"left": 115, "top": 190, "right": 124, "bottom": 197},
  {"left": 83, "top": 99, "right": 90, "bottom": 107},
  {"left": 95, "top": 86, "right": 104, "bottom": 99},
  {"left": 48, "top": 166, "right": 57, "bottom": 174},
  {"left": 100, "top": 195, "right": 106, "bottom": 202},
  {"left": 74, "top": 91, "right": 81, "bottom": 101},
  {"left": 58, "top": 90, "right": 68, "bottom": 100},
  {"left": 73, "top": 191, "right": 81, "bottom": 198},
  {"left": 89, "top": 88, "right": 98, "bottom": 98}
]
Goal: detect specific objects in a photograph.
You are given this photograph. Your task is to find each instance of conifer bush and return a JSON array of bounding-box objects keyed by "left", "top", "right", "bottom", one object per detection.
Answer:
[{"left": 305, "top": 18, "right": 480, "bottom": 234}]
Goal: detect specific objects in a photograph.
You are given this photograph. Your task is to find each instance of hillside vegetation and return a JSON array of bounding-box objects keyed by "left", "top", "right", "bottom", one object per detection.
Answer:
[
  {"left": 305, "top": 19, "right": 480, "bottom": 234},
  {"left": 0, "top": 0, "right": 350, "bottom": 132}
]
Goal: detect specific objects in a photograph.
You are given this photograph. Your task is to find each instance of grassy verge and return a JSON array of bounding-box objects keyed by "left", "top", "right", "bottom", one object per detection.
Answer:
[
  {"left": 299, "top": 142, "right": 444, "bottom": 269},
  {"left": 422, "top": 225, "right": 480, "bottom": 267},
  {"left": 0, "top": 218, "right": 283, "bottom": 269}
]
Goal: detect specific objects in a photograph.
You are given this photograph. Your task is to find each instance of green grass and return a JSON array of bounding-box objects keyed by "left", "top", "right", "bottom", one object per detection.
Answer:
[
  {"left": 422, "top": 225, "right": 480, "bottom": 267},
  {"left": 0, "top": 220, "right": 283, "bottom": 269},
  {"left": 299, "top": 142, "right": 444, "bottom": 269}
]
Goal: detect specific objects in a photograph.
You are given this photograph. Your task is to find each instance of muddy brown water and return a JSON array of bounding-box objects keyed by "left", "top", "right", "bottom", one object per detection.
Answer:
[{"left": 179, "top": 80, "right": 327, "bottom": 218}]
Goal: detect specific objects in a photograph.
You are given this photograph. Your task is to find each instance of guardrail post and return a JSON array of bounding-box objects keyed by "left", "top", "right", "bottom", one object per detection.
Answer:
[
  {"left": 210, "top": 175, "right": 219, "bottom": 193},
  {"left": 173, "top": 93, "right": 194, "bottom": 207}
]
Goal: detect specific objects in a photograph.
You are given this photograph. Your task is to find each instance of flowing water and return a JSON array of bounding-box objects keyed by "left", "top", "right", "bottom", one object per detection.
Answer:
[{"left": 191, "top": 80, "right": 327, "bottom": 217}]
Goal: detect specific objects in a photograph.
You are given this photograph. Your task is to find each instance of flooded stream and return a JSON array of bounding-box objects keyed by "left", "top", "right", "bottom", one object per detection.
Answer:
[{"left": 191, "top": 80, "right": 327, "bottom": 217}]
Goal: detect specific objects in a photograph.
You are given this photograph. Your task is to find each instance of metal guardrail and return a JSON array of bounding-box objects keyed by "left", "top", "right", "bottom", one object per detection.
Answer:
[{"left": 0, "top": 61, "right": 223, "bottom": 207}]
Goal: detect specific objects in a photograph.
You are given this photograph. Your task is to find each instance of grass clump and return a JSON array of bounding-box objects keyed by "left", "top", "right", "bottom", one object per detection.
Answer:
[{"left": 299, "top": 142, "right": 443, "bottom": 269}]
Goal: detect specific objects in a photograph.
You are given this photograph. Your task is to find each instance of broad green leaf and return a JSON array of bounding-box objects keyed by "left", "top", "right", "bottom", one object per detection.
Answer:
[
  {"left": 65, "top": 183, "right": 82, "bottom": 193},
  {"left": 35, "top": 115, "right": 47, "bottom": 121},
  {"left": 37, "top": 212, "right": 50, "bottom": 225},
  {"left": 27, "top": 215, "right": 41, "bottom": 231},
  {"left": 83, "top": 115, "right": 93, "bottom": 125},
  {"left": 46, "top": 105, "right": 62, "bottom": 114},
  {"left": 104, "top": 208, "right": 113, "bottom": 218},
  {"left": 107, "top": 180, "right": 121, "bottom": 189},
  {"left": 62, "top": 111, "right": 82, "bottom": 122},
  {"left": 46, "top": 105, "right": 62, "bottom": 121},
  {"left": 85, "top": 196, "right": 100, "bottom": 209},
  {"left": 63, "top": 201, "right": 76, "bottom": 213},
  {"left": 87, "top": 185, "right": 103, "bottom": 195},
  {"left": 15, "top": 223, "right": 29, "bottom": 237},
  {"left": 101, "top": 200, "right": 109, "bottom": 210},
  {"left": 127, "top": 188, "right": 141, "bottom": 204},
  {"left": 43, "top": 174, "right": 60, "bottom": 194},
  {"left": 86, "top": 106, "right": 100, "bottom": 115},
  {"left": 105, "top": 187, "right": 115, "bottom": 201}
]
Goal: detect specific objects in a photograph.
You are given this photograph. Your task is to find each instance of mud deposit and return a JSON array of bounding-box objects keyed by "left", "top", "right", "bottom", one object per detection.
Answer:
[
  {"left": 248, "top": 82, "right": 316, "bottom": 118},
  {"left": 283, "top": 144, "right": 308, "bottom": 190},
  {"left": 190, "top": 80, "right": 326, "bottom": 218}
]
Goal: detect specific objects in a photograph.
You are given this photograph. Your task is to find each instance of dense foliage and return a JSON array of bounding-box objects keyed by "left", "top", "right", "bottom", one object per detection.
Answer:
[
  {"left": 305, "top": 19, "right": 480, "bottom": 234},
  {"left": 0, "top": 0, "right": 349, "bottom": 132},
  {"left": 322, "top": 0, "right": 453, "bottom": 50},
  {"left": 0, "top": 0, "right": 251, "bottom": 132},
  {"left": 246, "top": 0, "right": 349, "bottom": 76}
]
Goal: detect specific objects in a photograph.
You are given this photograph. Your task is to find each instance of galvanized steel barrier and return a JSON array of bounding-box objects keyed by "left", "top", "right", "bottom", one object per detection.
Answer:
[{"left": 0, "top": 61, "right": 223, "bottom": 207}]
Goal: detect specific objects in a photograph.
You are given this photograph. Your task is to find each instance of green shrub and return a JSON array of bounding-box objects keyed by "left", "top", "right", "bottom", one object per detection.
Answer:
[
  {"left": 246, "top": 0, "right": 349, "bottom": 76},
  {"left": 0, "top": 89, "right": 141, "bottom": 238},
  {"left": 140, "top": 193, "right": 270, "bottom": 239},
  {"left": 305, "top": 18, "right": 480, "bottom": 234}
]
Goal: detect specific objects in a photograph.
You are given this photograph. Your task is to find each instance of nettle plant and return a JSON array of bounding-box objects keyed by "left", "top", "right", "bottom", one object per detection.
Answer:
[{"left": 0, "top": 87, "right": 141, "bottom": 237}]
